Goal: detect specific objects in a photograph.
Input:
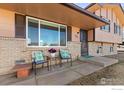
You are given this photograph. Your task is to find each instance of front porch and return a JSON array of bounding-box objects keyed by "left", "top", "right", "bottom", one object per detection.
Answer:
[{"left": 0, "top": 56, "right": 118, "bottom": 85}]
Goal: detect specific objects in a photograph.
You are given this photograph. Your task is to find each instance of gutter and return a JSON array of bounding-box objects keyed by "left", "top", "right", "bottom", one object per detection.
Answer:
[
  {"left": 119, "top": 3, "right": 124, "bottom": 14},
  {"left": 84, "top": 3, "right": 96, "bottom": 10}
]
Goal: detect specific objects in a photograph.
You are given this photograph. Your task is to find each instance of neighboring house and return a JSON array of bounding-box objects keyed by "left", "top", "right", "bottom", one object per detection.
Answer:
[
  {"left": 85, "top": 3, "right": 124, "bottom": 56},
  {"left": 0, "top": 3, "right": 117, "bottom": 75}
]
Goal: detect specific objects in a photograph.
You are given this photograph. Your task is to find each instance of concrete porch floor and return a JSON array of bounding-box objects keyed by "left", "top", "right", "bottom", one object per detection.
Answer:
[
  {"left": 0, "top": 56, "right": 118, "bottom": 85},
  {"left": 79, "top": 56, "right": 118, "bottom": 67}
]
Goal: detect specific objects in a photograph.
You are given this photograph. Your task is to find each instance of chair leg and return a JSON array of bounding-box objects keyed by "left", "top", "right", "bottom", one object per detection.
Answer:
[
  {"left": 32, "top": 63, "right": 34, "bottom": 70},
  {"left": 42, "top": 63, "right": 44, "bottom": 68},
  {"left": 70, "top": 58, "right": 72, "bottom": 66},
  {"left": 47, "top": 61, "right": 49, "bottom": 71},
  {"left": 55, "top": 58, "right": 57, "bottom": 65},
  {"left": 34, "top": 64, "right": 37, "bottom": 75},
  {"left": 67, "top": 59, "right": 68, "bottom": 63},
  {"left": 60, "top": 60, "right": 62, "bottom": 67}
]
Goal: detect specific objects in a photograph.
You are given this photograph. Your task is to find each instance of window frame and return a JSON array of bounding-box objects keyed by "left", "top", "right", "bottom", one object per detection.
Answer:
[
  {"left": 97, "top": 46, "right": 103, "bottom": 54},
  {"left": 100, "top": 16, "right": 110, "bottom": 32},
  {"left": 26, "top": 16, "right": 67, "bottom": 47},
  {"left": 100, "top": 25, "right": 110, "bottom": 32},
  {"left": 110, "top": 46, "right": 114, "bottom": 52},
  {"left": 114, "top": 23, "right": 121, "bottom": 35}
]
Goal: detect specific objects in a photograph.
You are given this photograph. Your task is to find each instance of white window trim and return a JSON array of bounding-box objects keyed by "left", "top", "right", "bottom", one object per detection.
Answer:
[
  {"left": 38, "top": 20, "right": 40, "bottom": 46},
  {"left": 100, "top": 25, "right": 110, "bottom": 32},
  {"left": 26, "top": 16, "right": 67, "bottom": 47}
]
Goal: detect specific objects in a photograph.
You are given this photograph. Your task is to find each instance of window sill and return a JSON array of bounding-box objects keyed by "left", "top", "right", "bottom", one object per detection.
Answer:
[
  {"left": 26, "top": 46, "right": 67, "bottom": 48},
  {"left": 100, "top": 29, "right": 110, "bottom": 33}
]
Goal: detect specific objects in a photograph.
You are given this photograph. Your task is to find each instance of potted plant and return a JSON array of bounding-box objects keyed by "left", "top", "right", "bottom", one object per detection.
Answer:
[{"left": 48, "top": 48, "right": 57, "bottom": 57}]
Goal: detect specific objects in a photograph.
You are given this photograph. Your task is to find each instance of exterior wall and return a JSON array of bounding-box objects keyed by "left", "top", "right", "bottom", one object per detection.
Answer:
[
  {"left": 0, "top": 8, "right": 81, "bottom": 42},
  {"left": 89, "top": 7, "right": 123, "bottom": 56},
  {"left": 88, "top": 42, "right": 117, "bottom": 56},
  {"left": 0, "top": 37, "right": 81, "bottom": 75},
  {"left": 103, "top": 43, "right": 117, "bottom": 55},
  {"left": 88, "top": 42, "right": 102, "bottom": 56},
  {"left": 0, "top": 8, "right": 15, "bottom": 37},
  {"left": 88, "top": 30, "right": 93, "bottom": 41},
  {"left": 101, "top": 8, "right": 106, "bottom": 17},
  {"left": 94, "top": 8, "right": 122, "bottom": 44},
  {"left": 0, "top": 37, "right": 26, "bottom": 75},
  {"left": 95, "top": 27, "right": 122, "bottom": 43},
  {"left": 0, "top": 8, "right": 82, "bottom": 75},
  {"left": 71, "top": 26, "right": 80, "bottom": 42}
]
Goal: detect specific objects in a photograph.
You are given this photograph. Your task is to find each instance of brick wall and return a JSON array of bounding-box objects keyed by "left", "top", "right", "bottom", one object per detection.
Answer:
[
  {"left": 0, "top": 37, "right": 81, "bottom": 75},
  {"left": 0, "top": 37, "right": 26, "bottom": 75},
  {"left": 88, "top": 42, "right": 117, "bottom": 56},
  {"left": 88, "top": 42, "right": 103, "bottom": 56}
]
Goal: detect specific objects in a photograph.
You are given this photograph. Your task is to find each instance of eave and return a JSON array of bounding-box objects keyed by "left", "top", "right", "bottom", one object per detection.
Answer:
[{"left": 0, "top": 3, "right": 109, "bottom": 30}]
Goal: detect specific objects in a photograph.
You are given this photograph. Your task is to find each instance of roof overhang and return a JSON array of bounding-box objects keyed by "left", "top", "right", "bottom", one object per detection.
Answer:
[
  {"left": 85, "top": 3, "right": 124, "bottom": 26},
  {"left": 0, "top": 3, "right": 109, "bottom": 30}
]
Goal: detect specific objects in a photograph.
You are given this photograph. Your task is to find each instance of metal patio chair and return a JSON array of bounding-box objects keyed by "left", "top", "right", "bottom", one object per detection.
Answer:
[
  {"left": 32, "top": 51, "right": 49, "bottom": 75},
  {"left": 59, "top": 49, "right": 72, "bottom": 67}
]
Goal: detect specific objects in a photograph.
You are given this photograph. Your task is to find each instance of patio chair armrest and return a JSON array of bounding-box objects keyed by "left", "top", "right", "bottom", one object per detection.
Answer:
[
  {"left": 69, "top": 53, "right": 72, "bottom": 58},
  {"left": 32, "top": 57, "right": 35, "bottom": 63}
]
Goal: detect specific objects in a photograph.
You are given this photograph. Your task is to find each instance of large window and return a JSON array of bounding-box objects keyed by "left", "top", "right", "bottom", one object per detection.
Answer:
[
  {"left": 27, "top": 17, "right": 67, "bottom": 47},
  {"left": 40, "top": 21, "right": 59, "bottom": 46}
]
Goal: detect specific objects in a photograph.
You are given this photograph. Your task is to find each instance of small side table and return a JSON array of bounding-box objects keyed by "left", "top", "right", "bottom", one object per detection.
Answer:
[
  {"left": 49, "top": 56, "right": 60, "bottom": 70},
  {"left": 12, "top": 63, "right": 32, "bottom": 78}
]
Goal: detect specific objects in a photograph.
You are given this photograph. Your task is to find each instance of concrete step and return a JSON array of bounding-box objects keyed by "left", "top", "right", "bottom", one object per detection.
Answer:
[
  {"left": 79, "top": 57, "right": 104, "bottom": 67},
  {"left": 79, "top": 56, "right": 118, "bottom": 67}
]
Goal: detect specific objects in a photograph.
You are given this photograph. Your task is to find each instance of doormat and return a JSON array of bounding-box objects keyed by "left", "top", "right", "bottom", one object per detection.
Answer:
[{"left": 83, "top": 55, "right": 94, "bottom": 58}]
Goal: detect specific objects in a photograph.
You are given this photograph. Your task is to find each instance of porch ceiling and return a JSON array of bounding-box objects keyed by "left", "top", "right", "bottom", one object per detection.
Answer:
[{"left": 0, "top": 3, "right": 109, "bottom": 30}]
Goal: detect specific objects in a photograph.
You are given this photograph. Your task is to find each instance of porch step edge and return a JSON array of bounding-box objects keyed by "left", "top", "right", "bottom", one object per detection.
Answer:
[{"left": 78, "top": 57, "right": 104, "bottom": 67}]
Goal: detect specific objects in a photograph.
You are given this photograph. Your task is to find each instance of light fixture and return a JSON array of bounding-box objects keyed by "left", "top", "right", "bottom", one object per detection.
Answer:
[{"left": 77, "top": 32, "right": 79, "bottom": 34}]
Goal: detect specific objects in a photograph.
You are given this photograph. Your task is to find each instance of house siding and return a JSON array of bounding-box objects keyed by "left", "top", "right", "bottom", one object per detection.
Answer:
[
  {"left": 0, "top": 8, "right": 15, "bottom": 37},
  {"left": 88, "top": 30, "right": 94, "bottom": 41},
  {"left": 94, "top": 8, "right": 122, "bottom": 43},
  {"left": 71, "top": 26, "right": 80, "bottom": 42}
]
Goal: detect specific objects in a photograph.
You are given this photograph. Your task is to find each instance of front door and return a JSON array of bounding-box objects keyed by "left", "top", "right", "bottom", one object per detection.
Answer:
[{"left": 80, "top": 29, "right": 88, "bottom": 56}]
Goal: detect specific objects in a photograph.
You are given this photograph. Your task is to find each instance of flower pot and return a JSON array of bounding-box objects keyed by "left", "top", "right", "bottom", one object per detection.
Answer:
[{"left": 51, "top": 53, "right": 56, "bottom": 58}]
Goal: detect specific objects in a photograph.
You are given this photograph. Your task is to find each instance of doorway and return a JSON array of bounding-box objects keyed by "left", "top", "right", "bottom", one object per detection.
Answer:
[{"left": 80, "top": 29, "right": 88, "bottom": 56}]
